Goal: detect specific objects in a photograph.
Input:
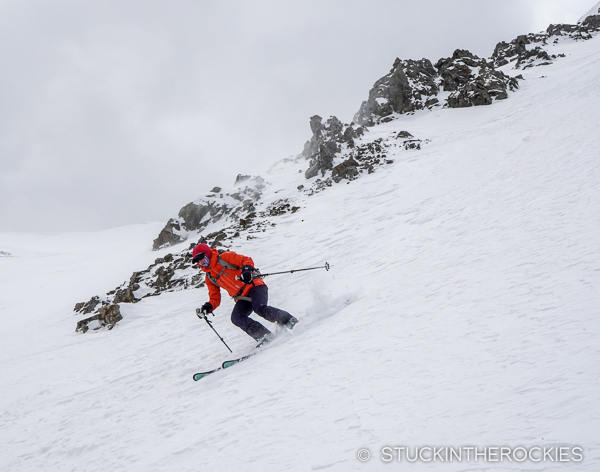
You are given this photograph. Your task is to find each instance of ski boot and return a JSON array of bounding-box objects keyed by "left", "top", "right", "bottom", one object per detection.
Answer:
[
  {"left": 283, "top": 316, "right": 299, "bottom": 330},
  {"left": 256, "top": 332, "right": 275, "bottom": 348}
]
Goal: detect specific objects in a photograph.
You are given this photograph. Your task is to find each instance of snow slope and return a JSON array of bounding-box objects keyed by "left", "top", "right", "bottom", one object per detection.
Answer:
[
  {"left": 579, "top": 1, "right": 600, "bottom": 22},
  {"left": 1, "top": 35, "right": 599, "bottom": 472}
]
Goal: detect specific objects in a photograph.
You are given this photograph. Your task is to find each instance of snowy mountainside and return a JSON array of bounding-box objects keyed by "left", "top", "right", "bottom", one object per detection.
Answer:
[
  {"left": 73, "top": 17, "right": 600, "bottom": 332},
  {"left": 579, "top": 1, "right": 600, "bottom": 22},
  {"left": 1, "top": 20, "right": 600, "bottom": 472}
]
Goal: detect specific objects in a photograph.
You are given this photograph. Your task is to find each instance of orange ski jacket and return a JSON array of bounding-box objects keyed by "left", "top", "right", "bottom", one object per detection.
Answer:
[{"left": 201, "top": 248, "right": 265, "bottom": 309}]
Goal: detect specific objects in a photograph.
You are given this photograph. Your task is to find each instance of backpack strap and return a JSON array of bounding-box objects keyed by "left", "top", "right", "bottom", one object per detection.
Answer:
[
  {"left": 207, "top": 255, "right": 240, "bottom": 286},
  {"left": 217, "top": 256, "right": 240, "bottom": 271}
]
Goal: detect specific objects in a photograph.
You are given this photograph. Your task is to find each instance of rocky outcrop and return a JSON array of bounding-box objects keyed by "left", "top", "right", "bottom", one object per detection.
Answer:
[
  {"left": 548, "top": 18, "right": 600, "bottom": 38},
  {"left": 152, "top": 218, "right": 184, "bottom": 249},
  {"left": 301, "top": 17, "right": 600, "bottom": 182},
  {"left": 491, "top": 34, "right": 546, "bottom": 67},
  {"left": 74, "top": 296, "right": 100, "bottom": 314},
  {"left": 582, "top": 14, "right": 600, "bottom": 29},
  {"left": 75, "top": 304, "right": 122, "bottom": 333},
  {"left": 331, "top": 158, "right": 359, "bottom": 183},
  {"left": 436, "top": 49, "right": 481, "bottom": 91},
  {"left": 300, "top": 112, "right": 417, "bottom": 184},
  {"left": 491, "top": 21, "right": 600, "bottom": 70},
  {"left": 153, "top": 176, "right": 265, "bottom": 250},
  {"left": 352, "top": 49, "right": 519, "bottom": 125},
  {"left": 436, "top": 49, "right": 519, "bottom": 108},
  {"left": 304, "top": 135, "right": 416, "bottom": 196},
  {"left": 301, "top": 48, "right": 518, "bottom": 180},
  {"left": 265, "top": 199, "right": 300, "bottom": 216},
  {"left": 515, "top": 47, "right": 552, "bottom": 69},
  {"left": 351, "top": 17, "right": 600, "bottom": 128},
  {"left": 354, "top": 58, "right": 439, "bottom": 127},
  {"left": 302, "top": 115, "right": 367, "bottom": 179}
]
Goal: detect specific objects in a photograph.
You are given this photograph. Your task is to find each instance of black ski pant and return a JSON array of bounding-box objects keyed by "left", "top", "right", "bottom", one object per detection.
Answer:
[{"left": 230, "top": 285, "right": 292, "bottom": 340}]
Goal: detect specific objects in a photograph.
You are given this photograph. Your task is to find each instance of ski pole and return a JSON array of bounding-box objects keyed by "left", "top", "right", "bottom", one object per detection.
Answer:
[
  {"left": 196, "top": 309, "right": 233, "bottom": 353},
  {"left": 256, "top": 262, "right": 330, "bottom": 278}
]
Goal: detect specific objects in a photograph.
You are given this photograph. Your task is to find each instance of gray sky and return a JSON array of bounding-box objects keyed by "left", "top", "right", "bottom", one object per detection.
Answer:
[{"left": 0, "top": 0, "right": 594, "bottom": 233}]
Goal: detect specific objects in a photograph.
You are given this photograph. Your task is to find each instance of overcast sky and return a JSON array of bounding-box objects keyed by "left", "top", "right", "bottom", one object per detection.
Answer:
[{"left": 0, "top": 0, "right": 595, "bottom": 234}]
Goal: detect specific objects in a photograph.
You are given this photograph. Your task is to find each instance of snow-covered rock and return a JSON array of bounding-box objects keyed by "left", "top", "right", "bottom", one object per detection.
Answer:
[
  {"left": 152, "top": 175, "right": 266, "bottom": 250},
  {"left": 579, "top": 1, "right": 600, "bottom": 23}
]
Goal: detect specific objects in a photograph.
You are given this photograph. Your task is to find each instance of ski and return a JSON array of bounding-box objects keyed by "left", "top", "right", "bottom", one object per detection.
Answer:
[
  {"left": 192, "top": 325, "right": 293, "bottom": 381},
  {"left": 222, "top": 355, "right": 252, "bottom": 369},
  {"left": 192, "top": 367, "right": 222, "bottom": 381},
  {"left": 192, "top": 355, "right": 253, "bottom": 381}
]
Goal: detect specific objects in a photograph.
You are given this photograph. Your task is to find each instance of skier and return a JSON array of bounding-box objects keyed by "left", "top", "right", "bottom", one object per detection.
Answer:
[{"left": 192, "top": 243, "right": 298, "bottom": 344}]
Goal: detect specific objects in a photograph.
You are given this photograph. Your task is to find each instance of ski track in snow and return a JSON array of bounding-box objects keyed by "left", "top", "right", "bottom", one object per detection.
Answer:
[{"left": 1, "top": 36, "right": 600, "bottom": 471}]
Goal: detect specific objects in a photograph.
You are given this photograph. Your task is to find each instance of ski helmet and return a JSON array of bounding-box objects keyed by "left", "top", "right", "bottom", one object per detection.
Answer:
[{"left": 192, "top": 243, "right": 212, "bottom": 264}]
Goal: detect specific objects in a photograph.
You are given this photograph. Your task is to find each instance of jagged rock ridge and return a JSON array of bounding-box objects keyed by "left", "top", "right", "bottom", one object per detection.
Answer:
[{"left": 301, "top": 20, "right": 600, "bottom": 180}]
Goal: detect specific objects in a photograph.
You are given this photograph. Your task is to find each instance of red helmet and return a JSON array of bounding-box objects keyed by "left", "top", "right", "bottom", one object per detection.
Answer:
[{"left": 192, "top": 243, "right": 212, "bottom": 263}]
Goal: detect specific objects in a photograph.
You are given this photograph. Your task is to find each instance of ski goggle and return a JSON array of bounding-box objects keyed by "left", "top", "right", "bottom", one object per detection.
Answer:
[{"left": 193, "top": 254, "right": 210, "bottom": 267}]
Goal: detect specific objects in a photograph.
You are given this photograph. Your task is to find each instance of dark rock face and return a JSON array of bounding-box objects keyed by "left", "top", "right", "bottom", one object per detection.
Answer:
[
  {"left": 301, "top": 58, "right": 442, "bottom": 181},
  {"left": 152, "top": 176, "right": 265, "bottom": 250},
  {"left": 301, "top": 47, "right": 523, "bottom": 181},
  {"left": 491, "top": 21, "right": 599, "bottom": 70},
  {"left": 113, "top": 286, "right": 138, "bottom": 304},
  {"left": 354, "top": 58, "right": 439, "bottom": 126},
  {"left": 299, "top": 19, "right": 600, "bottom": 186},
  {"left": 153, "top": 202, "right": 222, "bottom": 250},
  {"left": 436, "top": 50, "right": 518, "bottom": 109},
  {"left": 547, "top": 18, "right": 600, "bottom": 38},
  {"left": 447, "top": 80, "right": 492, "bottom": 108},
  {"left": 303, "top": 134, "right": 420, "bottom": 196},
  {"left": 178, "top": 202, "right": 214, "bottom": 230},
  {"left": 234, "top": 174, "right": 251, "bottom": 185},
  {"left": 303, "top": 115, "right": 366, "bottom": 179},
  {"left": 491, "top": 34, "right": 539, "bottom": 67},
  {"left": 154, "top": 266, "right": 175, "bottom": 289},
  {"left": 75, "top": 304, "right": 122, "bottom": 333},
  {"left": 515, "top": 47, "right": 552, "bottom": 69},
  {"left": 153, "top": 218, "right": 184, "bottom": 250},
  {"left": 436, "top": 49, "right": 481, "bottom": 91},
  {"left": 331, "top": 157, "right": 360, "bottom": 183},
  {"left": 74, "top": 296, "right": 100, "bottom": 314},
  {"left": 352, "top": 49, "right": 520, "bottom": 122},
  {"left": 582, "top": 14, "right": 600, "bottom": 29},
  {"left": 266, "top": 199, "right": 300, "bottom": 216}
]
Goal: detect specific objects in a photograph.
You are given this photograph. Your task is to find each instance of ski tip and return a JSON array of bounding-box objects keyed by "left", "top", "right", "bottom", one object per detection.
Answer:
[
  {"left": 193, "top": 371, "right": 216, "bottom": 381},
  {"left": 222, "top": 355, "right": 251, "bottom": 369}
]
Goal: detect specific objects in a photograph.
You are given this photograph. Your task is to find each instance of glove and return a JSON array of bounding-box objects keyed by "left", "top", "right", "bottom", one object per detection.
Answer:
[
  {"left": 198, "top": 302, "right": 213, "bottom": 317},
  {"left": 240, "top": 265, "right": 254, "bottom": 284}
]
